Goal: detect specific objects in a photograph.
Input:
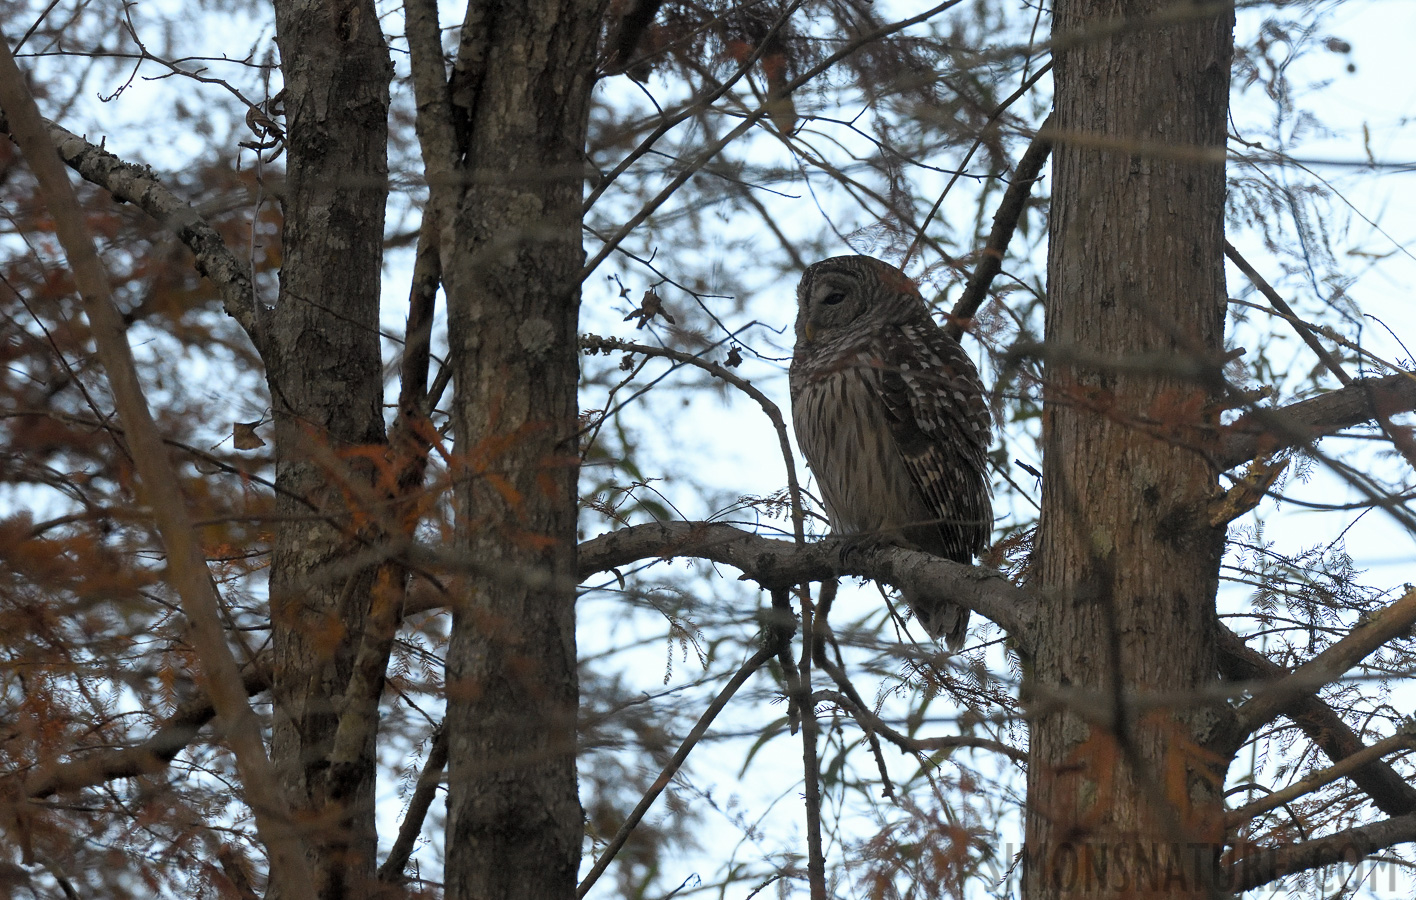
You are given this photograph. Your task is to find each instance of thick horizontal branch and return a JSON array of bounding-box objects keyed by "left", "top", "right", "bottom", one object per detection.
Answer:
[
  {"left": 1216, "top": 625, "right": 1416, "bottom": 817},
  {"left": 1226, "top": 812, "right": 1416, "bottom": 892},
  {"left": 0, "top": 110, "right": 264, "bottom": 351},
  {"left": 577, "top": 522, "right": 1037, "bottom": 648},
  {"left": 25, "top": 663, "right": 269, "bottom": 799},
  {"left": 1218, "top": 373, "right": 1416, "bottom": 471}
]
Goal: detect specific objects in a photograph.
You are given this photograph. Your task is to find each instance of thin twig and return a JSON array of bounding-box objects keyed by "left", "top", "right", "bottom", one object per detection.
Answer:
[
  {"left": 25, "top": 662, "right": 270, "bottom": 798},
  {"left": 581, "top": 1, "right": 969, "bottom": 280},
  {"left": 1231, "top": 586, "right": 1416, "bottom": 744},
  {"left": 905, "top": 64, "right": 1053, "bottom": 272},
  {"left": 770, "top": 587, "right": 802, "bottom": 734},
  {"left": 946, "top": 111, "right": 1055, "bottom": 340},
  {"left": 584, "top": 0, "right": 808, "bottom": 212},
  {"left": 576, "top": 646, "right": 774, "bottom": 899},
  {"left": 581, "top": 334, "right": 805, "bottom": 543},
  {"left": 797, "top": 581, "right": 827, "bottom": 900},
  {"left": 1215, "top": 624, "right": 1416, "bottom": 817},
  {"left": 1226, "top": 729, "right": 1416, "bottom": 827},
  {"left": 826, "top": 639, "right": 897, "bottom": 799},
  {"left": 378, "top": 727, "right": 449, "bottom": 883},
  {"left": 816, "top": 655, "right": 1027, "bottom": 764},
  {"left": 1224, "top": 240, "right": 1353, "bottom": 386}
]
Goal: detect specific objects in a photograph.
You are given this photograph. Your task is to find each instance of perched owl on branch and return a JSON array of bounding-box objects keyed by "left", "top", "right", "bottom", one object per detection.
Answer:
[{"left": 789, "top": 255, "right": 993, "bottom": 649}]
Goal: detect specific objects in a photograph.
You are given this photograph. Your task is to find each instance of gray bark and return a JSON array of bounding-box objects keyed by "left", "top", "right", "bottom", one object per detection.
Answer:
[
  {"left": 266, "top": 0, "right": 393, "bottom": 895},
  {"left": 438, "top": 2, "right": 603, "bottom": 899},
  {"left": 1026, "top": 2, "right": 1235, "bottom": 896}
]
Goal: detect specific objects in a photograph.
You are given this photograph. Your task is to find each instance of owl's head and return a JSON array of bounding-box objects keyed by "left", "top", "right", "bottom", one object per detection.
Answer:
[{"left": 794, "top": 255, "right": 923, "bottom": 345}]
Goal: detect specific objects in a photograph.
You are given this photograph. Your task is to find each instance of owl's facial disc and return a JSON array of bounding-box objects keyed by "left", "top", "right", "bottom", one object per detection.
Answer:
[{"left": 802, "top": 271, "right": 865, "bottom": 341}]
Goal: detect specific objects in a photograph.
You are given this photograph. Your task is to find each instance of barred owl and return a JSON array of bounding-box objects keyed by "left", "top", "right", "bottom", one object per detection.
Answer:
[{"left": 789, "top": 255, "right": 992, "bottom": 649}]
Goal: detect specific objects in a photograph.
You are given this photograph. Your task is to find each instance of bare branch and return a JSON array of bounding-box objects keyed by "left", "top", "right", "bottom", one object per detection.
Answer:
[
  {"left": 581, "top": 1, "right": 969, "bottom": 280},
  {"left": 584, "top": 0, "right": 805, "bottom": 214},
  {"left": 401, "top": 213, "right": 441, "bottom": 416},
  {"left": 0, "top": 110, "right": 263, "bottom": 350},
  {"left": 1224, "top": 240, "right": 1353, "bottom": 387},
  {"left": 1216, "top": 625, "right": 1416, "bottom": 817},
  {"left": 581, "top": 334, "right": 805, "bottom": 543},
  {"left": 1226, "top": 729, "right": 1416, "bottom": 827},
  {"left": 576, "top": 646, "right": 775, "bottom": 899},
  {"left": 799, "top": 586, "right": 827, "bottom": 900},
  {"left": 1218, "top": 373, "right": 1416, "bottom": 471},
  {"left": 402, "top": 0, "right": 458, "bottom": 194},
  {"left": 577, "top": 522, "right": 1037, "bottom": 648},
  {"left": 946, "top": 113, "right": 1053, "bottom": 340},
  {"left": 1231, "top": 587, "right": 1416, "bottom": 742},
  {"left": 25, "top": 664, "right": 269, "bottom": 799},
  {"left": 815, "top": 659, "right": 1027, "bottom": 764},
  {"left": 1226, "top": 813, "right": 1416, "bottom": 892},
  {"left": 585, "top": 523, "right": 1416, "bottom": 821},
  {"left": 378, "top": 727, "right": 449, "bottom": 884},
  {"left": 326, "top": 565, "right": 410, "bottom": 799}
]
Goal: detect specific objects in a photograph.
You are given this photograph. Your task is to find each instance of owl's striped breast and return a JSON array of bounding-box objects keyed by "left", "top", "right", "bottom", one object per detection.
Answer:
[{"left": 792, "top": 364, "right": 936, "bottom": 541}]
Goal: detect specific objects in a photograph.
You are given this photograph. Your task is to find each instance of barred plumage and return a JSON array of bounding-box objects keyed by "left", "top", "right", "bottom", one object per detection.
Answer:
[{"left": 788, "top": 255, "right": 992, "bottom": 649}]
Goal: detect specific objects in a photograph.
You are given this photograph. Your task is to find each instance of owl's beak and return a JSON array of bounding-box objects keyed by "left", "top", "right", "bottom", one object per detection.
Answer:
[{"left": 803, "top": 322, "right": 815, "bottom": 342}]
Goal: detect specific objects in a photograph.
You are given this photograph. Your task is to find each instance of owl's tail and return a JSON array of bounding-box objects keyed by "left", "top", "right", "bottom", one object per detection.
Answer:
[{"left": 904, "top": 589, "right": 970, "bottom": 651}]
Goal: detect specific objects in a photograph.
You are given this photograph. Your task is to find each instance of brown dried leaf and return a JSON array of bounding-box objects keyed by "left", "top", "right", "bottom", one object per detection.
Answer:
[{"left": 233, "top": 421, "right": 266, "bottom": 451}]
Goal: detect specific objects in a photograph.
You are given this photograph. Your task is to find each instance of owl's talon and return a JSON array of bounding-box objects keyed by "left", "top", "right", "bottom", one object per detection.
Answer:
[{"left": 836, "top": 534, "right": 881, "bottom": 567}]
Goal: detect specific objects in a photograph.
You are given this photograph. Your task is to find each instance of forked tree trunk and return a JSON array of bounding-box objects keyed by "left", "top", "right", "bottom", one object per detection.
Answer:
[
  {"left": 440, "top": 3, "right": 602, "bottom": 899},
  {"left": 1026, "top": 1, "right": 1235, "bottom": 896},
  {"left": 266, "top": 0, "right": 392, "bottom": 896}
]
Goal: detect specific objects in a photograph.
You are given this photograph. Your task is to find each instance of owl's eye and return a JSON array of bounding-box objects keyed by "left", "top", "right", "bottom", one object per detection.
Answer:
[{"left": 822, "top": 291, "right": 846, "bottom": 306}]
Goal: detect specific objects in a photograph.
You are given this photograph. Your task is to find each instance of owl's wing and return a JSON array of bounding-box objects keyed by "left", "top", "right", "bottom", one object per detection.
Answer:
[{"left": 872, "top": 321, "right": 993, "bottom": 560}]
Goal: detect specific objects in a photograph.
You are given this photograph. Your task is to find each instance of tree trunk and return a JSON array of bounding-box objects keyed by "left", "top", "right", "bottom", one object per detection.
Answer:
[
  {"left": 1026, "top": 2, "right": 1235, "bottom": 896},
  {"left": 440, "top": 3, "right": 601, "bottom": 899},
  {"left": 266, "top": 1, "right": 392, "bottom": 896}
]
